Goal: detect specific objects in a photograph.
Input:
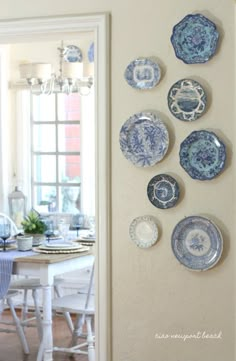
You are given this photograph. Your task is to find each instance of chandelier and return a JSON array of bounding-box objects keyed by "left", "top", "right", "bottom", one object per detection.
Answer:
[{"left": 19, "top": 42, "right": 93, "bottom": 96}]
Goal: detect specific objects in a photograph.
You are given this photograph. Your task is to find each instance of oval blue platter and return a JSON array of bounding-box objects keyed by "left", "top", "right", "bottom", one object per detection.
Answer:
[
  {"left": 119, "top": 112, "right": 169, "bottom": 167},
  {"left": 147, "top": 174, "right": 179, "bottom": 209},
  {"left": 179, "top": 130, "right": 226, "bottom": 180},
  {"left": 171, "top": 215, "right": 223, "bottom": 271},
  {"left": 168, "top": 79, "right": 207, "bottom": 121},
  {"left": 171, "top": 13, "right": 219, "bottom": 64}
]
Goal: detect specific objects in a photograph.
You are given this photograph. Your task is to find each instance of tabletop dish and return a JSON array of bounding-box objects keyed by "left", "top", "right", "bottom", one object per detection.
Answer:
[
  {"left": 168, "top": 79, "right": 207, "bottom": 121},
  {"left": 119, "top": 112, "right": 169, "bottom": 167},
  {"left": 129, "top": 215, "right": 158, "bottom": 248},
  {"left": 38, "top": 243, "right": 83, "bottom": 251},
  {"left": 42, "top": 242, "right": 80, "bottom": 249},
  {"left": 34, "top": 246, "right": 89, "bottom": 254},
  {"left": 124, "top": 58, "right": 161, "bottom": 89},
  {"left": 171, "top": 13, "right": 219, "bottom": 64},
  {"left": 147, "top": 174, "right": 179, "bottom": 209},
  {"left": 64, "top": 45, "right": 83, "bottom": 62},
  {"left": 171, "top": 215, "right": 223, "bottom": 271},
  {"left": 179, "top": 130, "right": 226, "bottom": 180}
]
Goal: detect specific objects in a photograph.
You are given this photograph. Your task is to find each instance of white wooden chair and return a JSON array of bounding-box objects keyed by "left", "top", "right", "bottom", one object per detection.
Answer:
[
  {"left": 0, "top": 213, "right": 43, "bottom": 338},
  {"left": 0, "top": 290, "right": 29, "bottom": 354},
  {"left": 51, "top": 262, "right": 95, "bottom": 361}
]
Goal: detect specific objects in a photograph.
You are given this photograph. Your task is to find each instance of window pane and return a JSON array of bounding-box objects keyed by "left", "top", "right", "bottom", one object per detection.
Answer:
[
  {"left": 33, "top": 124, "right": 56, "bottom": 152},
  {"left": 58, "top": 124, "right": 80, "bottom": 152},
  {"left": 57, "top": 93, "right": 81, "bottom": 121},
  {"left": 34, "top": 155, "right": 56, "bottom": 182},
  {"left": 33, "top": 186, "right": 57, "bottom": 213},
  {"left": 58, "top": 155, "right": 80, "bottom": 183},
  {"left": 32, "top": 94, "right": 56, "bottom": 121},
  {"left": 59, "top": 186, "right": 81, "bottom": 213}
]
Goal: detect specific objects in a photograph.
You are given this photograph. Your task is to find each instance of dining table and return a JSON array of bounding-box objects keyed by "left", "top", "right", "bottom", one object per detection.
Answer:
[{"left": 2, "top": 247, "right": 94, "bottom": 361}]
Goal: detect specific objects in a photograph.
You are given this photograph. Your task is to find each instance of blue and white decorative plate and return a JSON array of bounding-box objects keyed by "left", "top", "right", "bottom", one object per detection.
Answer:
[
  {"left": 124, "top": 58, "right": 161, "bottom": 89},
  {"left": 179, "top": 130, "right": 226, "bottom": 180},
  {"left": 168, "top": 79, "right": 207, "bottom": 121},
  {"left": 171, "top": 216, "right": 223, "bottom": 271},
  {"left": 119, "top": 112, "right": 169, "bottom": 167},
  {"left": 88, "top": 42, "right": 94, "bottom": 62},
  {"left": 129, "top": 215, "right": 158, "bottom": 248},
  {"left": 171, "top": 14, "right": 219, "bottom": 64},
  {"left": 147, "top": 174, "right": 179, "bottom": 209},
  {"left": 64, "top": 45, "right": 83, "bottom": 62}
]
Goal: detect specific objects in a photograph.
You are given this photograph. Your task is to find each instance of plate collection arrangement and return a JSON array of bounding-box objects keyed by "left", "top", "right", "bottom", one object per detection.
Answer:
[{"left": 121, "top": 12, "right": 225, "bottom": 271}]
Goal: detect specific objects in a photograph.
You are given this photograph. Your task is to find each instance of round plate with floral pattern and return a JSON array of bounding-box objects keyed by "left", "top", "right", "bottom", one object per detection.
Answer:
[
  {"left": 171, "top": 216, "right": 223, "bottom": 271},
  {"left": 124, "top": 58, "right": 161, "bottom": 89},
  {"left": 179, "top": 130, "right": 226, "bottom": 180},
  {"left": 119, "top": 112, "right": 169, "bottom": 167},
  {"left": 171, "top": 14, "right": 219, "bottom": 64},
  {"left": 129, "top": 215, "right": 158, "bottom": 248},
  {"left": 147, "top": 174, "right": 179, "bottom": 209},
  {"left": 168, "top": 79, "right": 207, "bottom": 121},
  {"left": 64, "top": 45, "right": 83, "bottom": 62}
]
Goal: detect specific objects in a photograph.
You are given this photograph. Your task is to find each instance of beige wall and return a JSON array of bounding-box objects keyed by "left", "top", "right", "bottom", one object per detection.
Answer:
[{"left": 0, "top": 0, "right": 235, "bottom": 360}]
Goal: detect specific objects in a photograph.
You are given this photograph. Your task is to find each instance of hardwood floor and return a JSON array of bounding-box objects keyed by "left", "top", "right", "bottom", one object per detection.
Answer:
[{"left": 0, "top": 310, "right": 89, "bottom": 361}]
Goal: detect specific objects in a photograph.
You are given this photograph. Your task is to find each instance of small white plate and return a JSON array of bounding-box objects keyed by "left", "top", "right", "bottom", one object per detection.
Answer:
[
  {"left": 40, "top": 242, "right": 82, "bottom": 250},
  {"left": 129, "top": 215, "right": 158, "bottom": 248}
]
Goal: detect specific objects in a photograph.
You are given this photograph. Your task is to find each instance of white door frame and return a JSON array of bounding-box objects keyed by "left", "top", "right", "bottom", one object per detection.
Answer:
[{"left": 0, "top": 13, "right": 111, "bottom": 361}]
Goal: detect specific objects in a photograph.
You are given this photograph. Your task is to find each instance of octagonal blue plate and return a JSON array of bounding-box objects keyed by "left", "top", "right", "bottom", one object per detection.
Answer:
[
  {"left": 171, "top": 216, "right": 223, "bottom": 271},
  {"left": 168, "top": 79, "right": 207, "bottom": 121},
  {"left": 171, "top": 14, "right": 219, "bottom": 64},
  {"left": 119, "top": 112, "right": 169, "bottom": 167},
  {"left": 147, "top": 174, "right": 179, "bottom": 209},
  {"left": 124, "top": 58, "right": 161, "bottom": 89},
  {"left": 179, "top": 130, "right": 226, "bottom": 180}
]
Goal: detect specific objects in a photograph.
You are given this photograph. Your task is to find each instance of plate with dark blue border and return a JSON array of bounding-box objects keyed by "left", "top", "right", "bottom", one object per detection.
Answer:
[
  {"left": 179, "top": 130, "right": 226, "bottom": 180},
  {"left": 171, "top": 14, "right": 219, "bottom": 64},
  {"left": 147, "top": 174, "right": 179, "bottom": 209}
]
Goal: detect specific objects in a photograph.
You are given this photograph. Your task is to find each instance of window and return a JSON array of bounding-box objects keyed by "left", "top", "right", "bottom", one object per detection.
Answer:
[{"left": 31, "top": 93, "right": 82, "bottom": 213}]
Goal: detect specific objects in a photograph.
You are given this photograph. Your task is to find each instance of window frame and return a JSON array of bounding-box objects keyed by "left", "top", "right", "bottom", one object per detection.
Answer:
[{"left": 30, "top": 92, "right": 83, "bottom": 214}]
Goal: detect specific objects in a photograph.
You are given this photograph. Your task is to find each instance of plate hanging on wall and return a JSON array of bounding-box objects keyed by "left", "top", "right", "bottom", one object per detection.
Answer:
[
  {"left": 171, "top": 215, "right": 223, "bottom": 271},
  {"left": 147, "top": 174, "right": 180, "bottom": 209},
  {"left": 168, "top": 79, "right": 207, "bottom": 121},
  {"left": 119, "top": 112, "right": 169, "bottom": 167},
  {"left": 64, "top": 45, "right": 83, "bottom": 62},
  {"left": 171, "top": 13, "right": 219, "bottom": 64},
  {"left": 129, "top": 215, "right": 159, "bottom": 248},
  {"left": 179, "top": 130, "right": 226, "bottom": 180},
  {"left": 124, "top": 58, "right": 161, "bottom": 89},
  {"left": 88, "top": 42, "right": 94, "bottom": 62}
]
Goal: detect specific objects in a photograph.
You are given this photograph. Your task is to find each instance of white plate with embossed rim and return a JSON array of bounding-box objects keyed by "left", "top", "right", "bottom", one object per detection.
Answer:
[
  {"left": 129, "top": 215, "right": 159, "bottom": 248},
  {"left": 40, "top": 242, "right": 82, "bottom": 250}
]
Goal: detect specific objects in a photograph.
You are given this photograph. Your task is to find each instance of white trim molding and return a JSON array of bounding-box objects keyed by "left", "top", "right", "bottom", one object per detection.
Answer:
[{"left": 0, "top": 13, "right": 111, "bottom": 361}]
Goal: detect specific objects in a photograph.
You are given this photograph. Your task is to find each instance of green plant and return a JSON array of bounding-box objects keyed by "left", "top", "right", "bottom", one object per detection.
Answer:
[{"left": 21, "top": 210, "right": 47, "bottom": 234}]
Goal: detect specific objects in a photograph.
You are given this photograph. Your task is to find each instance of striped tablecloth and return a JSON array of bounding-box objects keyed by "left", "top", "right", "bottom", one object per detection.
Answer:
[{"left": 0, "top": 249, "right": 36, "bottom": 312}]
